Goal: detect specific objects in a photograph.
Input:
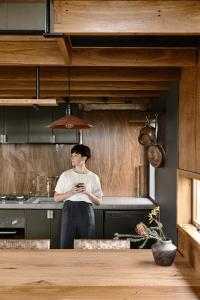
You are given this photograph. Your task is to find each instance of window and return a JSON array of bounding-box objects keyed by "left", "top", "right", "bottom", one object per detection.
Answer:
[
  {"left": 193, "top": 179, "right": 200, "bottom": 227},
  {"left": 149, "top": 163, "right": 155, "bottom": 200}
]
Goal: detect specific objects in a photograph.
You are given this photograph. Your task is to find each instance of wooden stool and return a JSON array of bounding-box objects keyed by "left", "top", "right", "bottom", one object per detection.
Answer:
[
  {"left": 0, "top": 239, "right": 50, "bottom": 249},
  {"left": 74, "top": 239, "right": 130, "bottom": 249}
]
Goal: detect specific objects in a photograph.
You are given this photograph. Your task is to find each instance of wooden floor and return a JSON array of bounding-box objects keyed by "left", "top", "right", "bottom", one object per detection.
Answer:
[{"left": 0, "top": 249, "right": 199, "bottom": 299}]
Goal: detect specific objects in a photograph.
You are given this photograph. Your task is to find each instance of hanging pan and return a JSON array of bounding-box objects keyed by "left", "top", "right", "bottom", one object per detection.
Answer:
[
  {"left": 147, "top": 143, "right": 166, "bottom": 168},
  {"left": 138, "top": 117, "right": 156, "bottom": 147},
  {"left": 147, "top": 116, "right": 166, "bottom": 168}
]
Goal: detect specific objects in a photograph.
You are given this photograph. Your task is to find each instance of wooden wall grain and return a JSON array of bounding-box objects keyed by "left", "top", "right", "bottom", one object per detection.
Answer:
[{"left": 0, "top": 110, "right": 147, "bottom": 197}]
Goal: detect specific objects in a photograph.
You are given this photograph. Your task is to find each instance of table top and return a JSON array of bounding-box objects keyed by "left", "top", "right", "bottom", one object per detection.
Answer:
[{"left": 0, "top": 249, "right": 199, "bottom": 299}]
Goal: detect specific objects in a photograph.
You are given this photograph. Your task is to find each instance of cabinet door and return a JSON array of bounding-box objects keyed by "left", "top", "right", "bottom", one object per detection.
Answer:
[
  {"left": 25, "top": 210, "right": 50, "bottom": 239},
  {"left": 53, "top": 105, "right": 79, "bottom": 144},
  {"left": 94, "top": 209, "right": 104, "bottom": 239},
  {"left": 0, "top": 210, "right": 24, "bottom": 218},
  {"left": 4, "top": 107, "right": 28, "bottom": 143},
  {"left": 50, "top": 210, "right": 61, "bottom": 249},
  {"left": 104, "top": 210, "right": 151, "bottom": 248},
  {"left": 29, "top": 107, "right": 53, "bottom": 143},
  {"left": 0, "top": 3, "right": 7, "bottom": 29}
]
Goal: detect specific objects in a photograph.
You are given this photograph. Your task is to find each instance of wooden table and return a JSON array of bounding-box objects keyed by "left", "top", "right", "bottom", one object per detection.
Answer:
[{"left": 0, "top": 249, "right": 199, "bottom": 300}]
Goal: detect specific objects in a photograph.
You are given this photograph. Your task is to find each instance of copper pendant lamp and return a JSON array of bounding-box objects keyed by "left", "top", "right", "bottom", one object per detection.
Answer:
[{"left": 47, "top": 67, "right": 94, "bottom": 130}]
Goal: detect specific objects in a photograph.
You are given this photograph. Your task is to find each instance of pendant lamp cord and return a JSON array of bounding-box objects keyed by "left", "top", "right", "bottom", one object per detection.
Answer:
[{"left": 67, "top": 66, "right": 71, "bottom": 116}]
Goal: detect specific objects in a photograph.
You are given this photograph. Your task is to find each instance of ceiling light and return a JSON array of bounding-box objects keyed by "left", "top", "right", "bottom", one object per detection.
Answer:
[{"left": 47, "top": 67, "right": 94, "bottom": 129}]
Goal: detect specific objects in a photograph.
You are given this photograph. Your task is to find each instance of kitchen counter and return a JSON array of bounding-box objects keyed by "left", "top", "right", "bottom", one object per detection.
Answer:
[
  {"left": 0, "top": 197, "right": 155, "bottom": 210},
  {"left": 0, "top": 249, "right": 199, "bottom": 299}
]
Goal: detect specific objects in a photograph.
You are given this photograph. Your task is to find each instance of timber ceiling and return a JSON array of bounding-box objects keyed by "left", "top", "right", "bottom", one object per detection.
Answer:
[
  {"left": 1, "top": 0, "right": 200, "bottom": 109},
  {"left": 0, "top": 34, "right": 183, "bottom": 108}
]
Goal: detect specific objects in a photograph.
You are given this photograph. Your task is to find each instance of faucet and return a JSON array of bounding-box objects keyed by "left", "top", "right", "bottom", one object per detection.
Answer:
[{"left": 46, "top": 176, "right": 59, "bottom": 197}]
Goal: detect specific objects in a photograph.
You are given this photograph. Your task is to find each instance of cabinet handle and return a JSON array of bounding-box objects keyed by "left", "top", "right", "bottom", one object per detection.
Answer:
[
  {"left": 47, "top": 210, "right": 53, "bottom": 219},
  {"left": 49, "top": 135, "right": 55, "bottom": 144},
  {"left": 52, "top": 134, "right": 55, "bottom": 144},
  {"left": 0, "top": 134, "right": 4, "bottom": 143},
  {"left": 3, "top": 134, "right": 7, "bottom": 143},
  {"left": 11, "top": 219, "right": 18, "bottom": 225},
  {"left": 0, "top": 231, "right": 16, "bottom": 234}
]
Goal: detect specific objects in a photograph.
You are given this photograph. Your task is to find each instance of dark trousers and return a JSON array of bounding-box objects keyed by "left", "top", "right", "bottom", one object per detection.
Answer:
[{"left": 60, "top": 200, "right": 96, "bottom": 249}]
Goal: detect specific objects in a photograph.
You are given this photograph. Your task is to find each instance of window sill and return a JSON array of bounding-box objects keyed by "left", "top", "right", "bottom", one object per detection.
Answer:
[{"left": 177, "top": 224, "right": 200, "bottom": 249}]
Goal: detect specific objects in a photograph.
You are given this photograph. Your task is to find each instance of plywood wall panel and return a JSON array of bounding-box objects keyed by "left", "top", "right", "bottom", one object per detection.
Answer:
[
  {"left": 0, "top": 144, "right": 73, "bottom": 196},
  {"left": 0, "top": 111, "right": 147, "bottom": 197},
  {"left": 179, "top": 67, "right": 197, "bottom": 172},
  {"left": 80, "top": 111, "right": 147, "bottom": 196},
  {"left": 195, "top": 65, "right": 200, "bottom": 173}
]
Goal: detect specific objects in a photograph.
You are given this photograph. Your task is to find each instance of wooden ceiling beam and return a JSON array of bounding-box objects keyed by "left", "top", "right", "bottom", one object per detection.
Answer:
[
  {"left": 72, "top": 48, "right": 196, "bottom": 67},
  {"left": 0, "top": 39, "right": 196, "bottom": 66},
  {"left": 0, "top": 99, "right": 58, "bottom": 106},
  {"left": 69, "top": 97, "right": 151, "bottom": 104},
  {"left": 0, "top": 81, "right": 170, "bottom": 91},
  {"left": 0, "top": 90, "right": 160, "bottom": 98},
  {"left": 0, "top": 66, "right": 180, "bottom": 81},
  {"left": 0, "top": 41, "right": 65, "bottom": 66},
  {"left": 53, "top": 0, "right": 200, "bottom": 35},
  {"left": 69, "top": 67, "right": 180, "bottom": 81},
  {"left": 56, "top": 37, "right": 72, "bottom": 65},
  {"left": 0, "top": 36, "right": 55, "bottom": 42},
  {"left": 81, "top": 103, "right": 149, "bottom": 111}
]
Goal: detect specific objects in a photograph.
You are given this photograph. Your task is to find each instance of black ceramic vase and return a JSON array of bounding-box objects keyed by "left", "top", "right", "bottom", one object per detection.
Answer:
[{"left": 151, "top": 240, "right": 177, "bottom": 266}]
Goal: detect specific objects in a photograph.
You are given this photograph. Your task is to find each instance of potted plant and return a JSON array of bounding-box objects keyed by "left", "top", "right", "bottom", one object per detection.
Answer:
[{"left": 114, "top": 206, "right": 177, "bottom": 266}]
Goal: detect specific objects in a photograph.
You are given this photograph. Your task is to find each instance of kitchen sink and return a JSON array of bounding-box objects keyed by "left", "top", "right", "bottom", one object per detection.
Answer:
[{"left": 26, "top": 197, "right": 55, "bottom": 204}]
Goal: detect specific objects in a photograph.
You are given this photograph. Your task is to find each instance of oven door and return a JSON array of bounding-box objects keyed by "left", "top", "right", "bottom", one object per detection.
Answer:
[
  {"left": 0, "top": 217, "right": 25, "bottom": 239},
  {"left": 0, "top": 228, "right": 24, "bottom": 239}
]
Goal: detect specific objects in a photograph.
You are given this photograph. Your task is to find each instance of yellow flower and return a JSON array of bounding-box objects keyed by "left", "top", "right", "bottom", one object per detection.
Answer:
[{"left": 148, "top": 206, "right": 160, "bottom": 223}]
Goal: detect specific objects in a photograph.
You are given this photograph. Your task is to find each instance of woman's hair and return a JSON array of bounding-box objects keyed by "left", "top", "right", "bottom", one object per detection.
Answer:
[{"left": 71, "top": 144, "right": 91, "bottom": 161}]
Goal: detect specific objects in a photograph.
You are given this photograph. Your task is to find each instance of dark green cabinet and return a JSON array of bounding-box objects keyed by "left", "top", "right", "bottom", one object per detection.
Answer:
[
  {"left": 0, "top": 106, "right": 79, "bottom": 144},
  {"left": 0, "top": 210, "right": 25, "bottom": 218},
  {"left": 25, "top": 210, "right": 61, "bottom": 249},
  {"left": 94, "top": 209, "right": 104, "bottom": 238},
  {"left": 29, "top": 107, "right": 53, "bottom": 143},
  {"left": 25, "top": 209, "right": 103, "bottom": 247},
  {"left": 104, "top": 210, "right": 151, "bottom": 248},
  {"left": 50, "top": 209, "right": 62, "bottom": 249},
  {"left": 0, "top": 208, "right": 152, "bottom": 248},
  {"left": 4, "top": 107, "right": 28, "bottom": 143}
]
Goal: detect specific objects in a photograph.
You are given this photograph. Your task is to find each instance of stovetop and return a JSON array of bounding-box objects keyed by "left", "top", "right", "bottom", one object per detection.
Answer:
[{"left": 0, "top": 195, "right": 30, "bottom": 203}]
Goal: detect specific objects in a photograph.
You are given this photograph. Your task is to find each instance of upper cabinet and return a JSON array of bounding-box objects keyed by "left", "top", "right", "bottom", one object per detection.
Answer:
[
  {"left": 29, "top": 107, "right": 53, "bottom": 144},
  {"left": 0, "top": 2, "right": 45, "bottom": 30},
  {"left": 4, "top": 107, "right": 28, "bottom": 143},
  {"left": 0, "top": 106, "right": 79, "bottom": 144}
]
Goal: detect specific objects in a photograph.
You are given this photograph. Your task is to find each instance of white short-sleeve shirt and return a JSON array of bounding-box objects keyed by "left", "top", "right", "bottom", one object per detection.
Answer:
[{"left": 55, "top": 169, "right": 103, "bottom": 203}]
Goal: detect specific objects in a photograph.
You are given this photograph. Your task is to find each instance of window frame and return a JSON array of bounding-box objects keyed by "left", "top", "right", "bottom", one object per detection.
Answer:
[{"left": 192, "top": 179, "right": 200, "bottom": 229}]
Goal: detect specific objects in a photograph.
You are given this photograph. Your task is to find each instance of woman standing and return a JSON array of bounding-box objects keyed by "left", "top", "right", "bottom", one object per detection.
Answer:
[{"left": 54, "top": 144, "right": 103, "bottom": 248}]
